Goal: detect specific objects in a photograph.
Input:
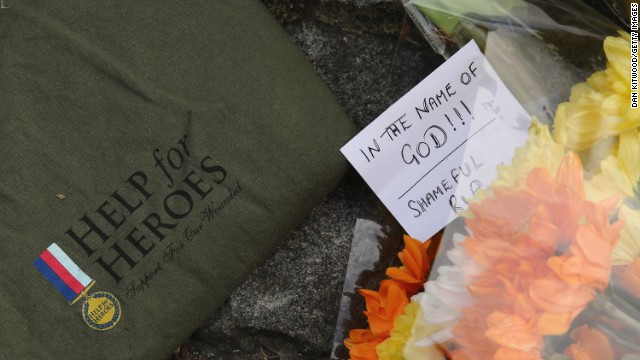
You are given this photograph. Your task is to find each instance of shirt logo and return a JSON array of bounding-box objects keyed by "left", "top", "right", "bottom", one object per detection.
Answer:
[{"left": 33, "top": 243, "right": 122, "bottom": 331}]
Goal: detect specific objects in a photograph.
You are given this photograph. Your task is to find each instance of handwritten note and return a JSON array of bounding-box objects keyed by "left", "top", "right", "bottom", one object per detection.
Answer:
[{"left": 341, "top": 41, "right": 530, "bottom": 241}]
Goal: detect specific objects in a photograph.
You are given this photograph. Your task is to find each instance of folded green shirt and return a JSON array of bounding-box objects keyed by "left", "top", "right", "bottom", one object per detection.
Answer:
[{"left": 0, "top": 1, "right": 356, "bottom": 358}]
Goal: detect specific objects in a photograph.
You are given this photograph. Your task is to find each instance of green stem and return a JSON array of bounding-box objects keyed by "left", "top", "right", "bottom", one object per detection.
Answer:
[
  {"left": 596, "top": 292, "right": 640, "bottom": 334},
  {"left": 594, "top": 320, "right": 640, "bottom": 353}
]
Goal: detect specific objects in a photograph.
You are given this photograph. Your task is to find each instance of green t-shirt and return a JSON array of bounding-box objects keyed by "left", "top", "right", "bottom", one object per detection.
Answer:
[{"left": 0, "top": 1, "right": 356, "bottom": 358}]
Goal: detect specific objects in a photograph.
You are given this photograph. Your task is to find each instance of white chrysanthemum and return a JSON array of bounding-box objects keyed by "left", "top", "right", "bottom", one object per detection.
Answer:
[{"left": 408, "top": 233, "right": 481, "bottom": 348}]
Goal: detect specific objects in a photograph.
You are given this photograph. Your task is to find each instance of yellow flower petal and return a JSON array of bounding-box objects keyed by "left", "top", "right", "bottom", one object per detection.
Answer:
[
  {"left": 470, "top": 119, "right": 564, "bottom": 207},
  {"left": 586, "top": 129, "right": 640, "bottom": 203},
  {"left": 553, "top": 33, "right": 640, "bottom": 151},
  {"left": 404, "top": 305, "right": 447, "bottom": 360},
  {"left": 377, "top": 301, "right": 421, "bottom": 360},
  {"left": 612, "top": 205, "right": 640, "bottom": 265}
]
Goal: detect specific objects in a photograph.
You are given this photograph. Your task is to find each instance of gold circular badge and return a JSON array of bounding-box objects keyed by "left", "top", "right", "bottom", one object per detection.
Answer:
[{"left": 82, "top": 292, "right": 121, "bottom": 331}]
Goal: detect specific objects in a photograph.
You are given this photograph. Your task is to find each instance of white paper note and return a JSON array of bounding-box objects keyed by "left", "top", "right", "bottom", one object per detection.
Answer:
[{"left": 341, "top": 41, "right": 530, "bottom": 241}]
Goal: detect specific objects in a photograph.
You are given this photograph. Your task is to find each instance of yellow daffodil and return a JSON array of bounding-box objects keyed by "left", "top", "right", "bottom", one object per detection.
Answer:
[{"left": 553, "top": 32, "right": 640, "bottom": 152}]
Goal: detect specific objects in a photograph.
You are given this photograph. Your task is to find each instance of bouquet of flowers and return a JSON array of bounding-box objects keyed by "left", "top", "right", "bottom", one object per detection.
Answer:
[{"left": 340, "top": 0, "right": 640, "bottom": 359}]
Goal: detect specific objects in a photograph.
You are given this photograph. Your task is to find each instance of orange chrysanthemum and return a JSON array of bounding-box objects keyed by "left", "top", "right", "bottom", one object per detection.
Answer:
[
  {"left": 450, "top": 307, "right": 499, "bottom": 360},
  {"left": 386, "top": 235, "right": 432, "bottom": 294},
  {"left": 451, "top": 153, "right": 622, "bottom": 359},
  {"left": 616, "top": 257, "right": 640, "bottom": 299},
  {"left": 344, "top": 329, "right": 385, "bottom": 360},
  {"left": 345, "top": 235, "right": 433, "bottom": 359},
  {"left": 564, "top": 326, "right": 613, "bottom": 360},
  {"left": 360, "top": 280, "right": 411, "bottom": 337}
]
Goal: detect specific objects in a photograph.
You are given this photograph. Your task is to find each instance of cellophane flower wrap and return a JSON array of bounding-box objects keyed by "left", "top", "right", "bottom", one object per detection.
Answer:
[{"left": 340, "top": 0, "right": 640, "bottom": 359}]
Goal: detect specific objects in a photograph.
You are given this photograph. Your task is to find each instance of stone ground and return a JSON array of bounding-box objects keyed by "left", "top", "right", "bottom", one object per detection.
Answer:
[{"left": 170, "top": 0, "right": 620, "bottom": 359}]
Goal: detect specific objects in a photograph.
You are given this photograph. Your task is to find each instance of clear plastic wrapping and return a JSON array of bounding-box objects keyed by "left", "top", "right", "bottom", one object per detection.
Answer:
[
  {"left": 402, "top": 0, "right": 620, "bottom": 124},
  {"left": 336, "top": 1, "right": 640, "bottom": 359}
]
